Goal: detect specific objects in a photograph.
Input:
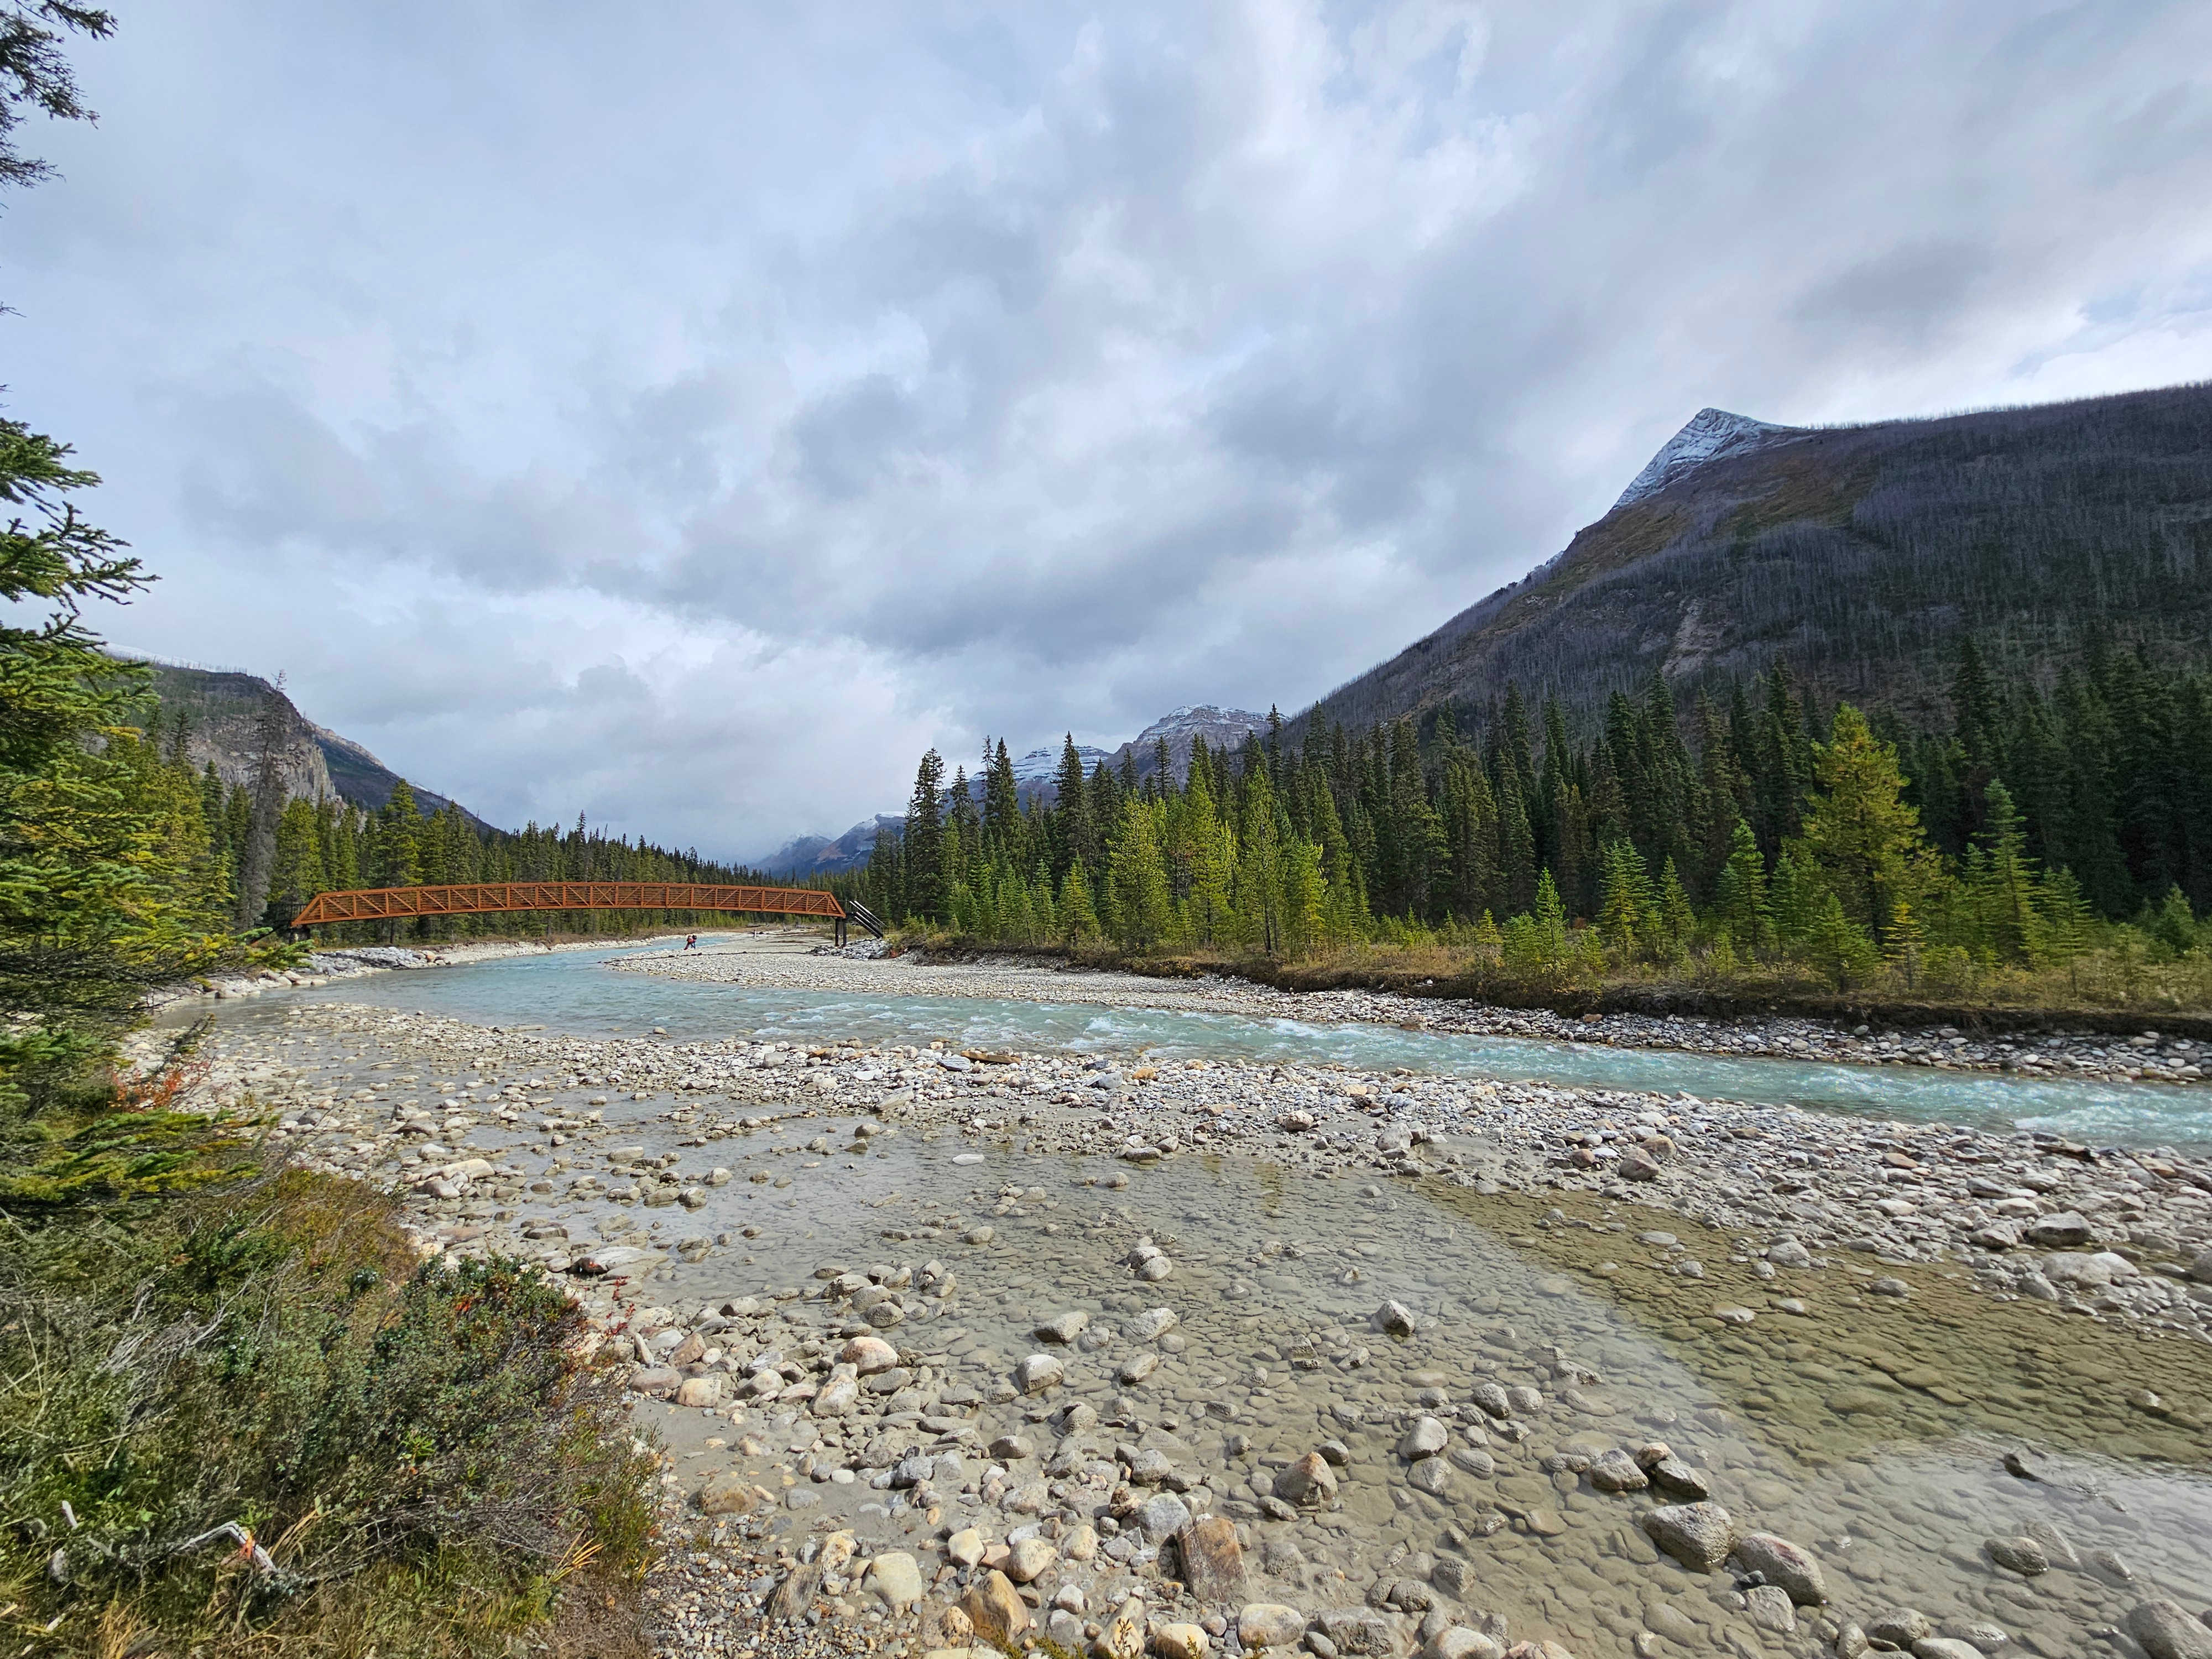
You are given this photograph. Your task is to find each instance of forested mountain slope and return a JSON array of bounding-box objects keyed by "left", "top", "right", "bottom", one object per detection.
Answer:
[{"left": 1291, "top": 382, "right": 2212, "bottom": 742}]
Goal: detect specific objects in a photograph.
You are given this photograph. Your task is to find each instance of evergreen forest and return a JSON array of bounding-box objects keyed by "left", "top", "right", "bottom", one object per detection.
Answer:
[
  {"left": 859, "top": 641, "right": 2211, "bottom": 1010},
  {"left": 155, "top": 707, "right": 790, "bottom": 941}
]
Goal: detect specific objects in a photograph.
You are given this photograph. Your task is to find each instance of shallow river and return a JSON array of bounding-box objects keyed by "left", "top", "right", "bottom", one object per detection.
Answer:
[
  {"left": 184, "top": 952, "right": 2212, "bottom": 1657},
  {"left": 240, "top": 946, "right": 2212, "bottom": 1151}
]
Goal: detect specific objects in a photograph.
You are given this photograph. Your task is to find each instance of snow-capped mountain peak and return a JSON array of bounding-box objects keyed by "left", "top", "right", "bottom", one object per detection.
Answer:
[{"left": 1612, "top": 408, "right": 1799, "bottom": 510}]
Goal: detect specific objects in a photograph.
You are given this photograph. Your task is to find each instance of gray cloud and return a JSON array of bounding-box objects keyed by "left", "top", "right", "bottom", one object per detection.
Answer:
[{"left": 12, "top": 0, "right": 2212, "bottom": 860}]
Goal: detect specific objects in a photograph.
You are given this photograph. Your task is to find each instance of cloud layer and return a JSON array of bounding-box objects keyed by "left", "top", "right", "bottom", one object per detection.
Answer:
[{"left": 11, "top": 0, "right": 2212, "bottom": 857}]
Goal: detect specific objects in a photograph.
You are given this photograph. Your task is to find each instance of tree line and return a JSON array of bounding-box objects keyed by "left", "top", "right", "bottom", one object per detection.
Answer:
[
  {"left": 859, "top": 640, "right": 2209, "bottom": 993},
  {"left": 140, "top": 701, "right": 794, "bottom": 941}
]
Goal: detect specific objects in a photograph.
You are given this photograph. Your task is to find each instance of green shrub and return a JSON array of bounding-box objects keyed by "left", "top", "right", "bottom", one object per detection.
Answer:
[{"left": 0, "top": 1171, "right": 655, "bottom": 1656}]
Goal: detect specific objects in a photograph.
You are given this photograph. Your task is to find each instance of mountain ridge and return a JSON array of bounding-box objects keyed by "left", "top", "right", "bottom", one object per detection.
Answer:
[{"left": 1287, "top": 380, "right": 2212, "bottom": 746}]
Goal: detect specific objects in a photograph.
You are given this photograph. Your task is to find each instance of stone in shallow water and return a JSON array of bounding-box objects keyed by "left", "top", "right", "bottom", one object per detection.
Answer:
[
  {"left": 1866, "top": 1610, "right": 1932, "bottom": 1649},
  {"left": 1574, "top": 1447, "right": 1641, "bottom": 1493},
  {"left": 1035, "top": 1310, "right": 1089, "bottom": 1343},
  {"left": 1984, "top": 1536, "right": 2048, "bottom": 1576},
  {"left": 1013, "top": 1353, "right": 1064, "bottom": 1394},
  {"left": 1408, "top": 1458, "right": 1452, "bottom": 1496},
  {"left": 1744, "top": 1585, "right": 1795, "bottom": 1635},
  {"left": 1275, "top": 1452, "right": 1339, "bottom": 1508},
  {"left": 1731, "top": 1532, "right": 1826, "bottom": 1605},
  {"left": 1400, "top": 1417, "right": 1449, "bottom": 1459},
  {"left": 1639, "top": 1502, "right": 1735, "bottom": 1572},
  {"left": 2125, "top": 1601, "right": 2212, "bottom": 1659}
]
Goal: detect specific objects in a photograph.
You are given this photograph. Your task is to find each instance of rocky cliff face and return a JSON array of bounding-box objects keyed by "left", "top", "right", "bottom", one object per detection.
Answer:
[{"left": 137, "top": 661, "right": 488, "bottom": 826}]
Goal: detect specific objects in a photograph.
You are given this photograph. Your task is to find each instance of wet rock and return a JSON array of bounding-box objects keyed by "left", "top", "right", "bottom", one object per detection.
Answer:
[
  {"left": 1038, "top": 1310, "right": 1091, "bottom": 1343},
  {"left": 1645, "top": 1455, "right": 1709, "bottom": 1499},
  {"left": 2125, "top": 1602, "right": 2212, "bottom": 1659},
  {"left": 867, "top": 1551, "right": 924, "bottom": 1609},
  {"left": 1155, "top": 1623, "right": 1211, "bottom": 1659},
  {"left": 1177, "top": 1516, "right": 1247, "bottom": 1602},
  {"left": 1399, "top": 1417, "right": 1449, "bottom": 1459},
  {"left": 1449, "top": 1444, "right": 1495, "bottom": 1478},
  {"left": 1240, "top": 1605, "right": 1308, "bottom": 1650},
  {"left": 1276, "top": 1452, "right": 1340, "bottom": 1509},
  {"left": 2022, "top": 1520, "right": 2080, "bottom": 1571},
  {"left": 1015, "top": 1353, "right": 1066, "bottom": 1394},
  {"left": 1377, "top": 1301, "right": 1417, "bottom": 1337},
  {"left": 1933, "top": 1622, "right": 2010, "bottom": 1655},
  {"left": 1639, "top": 1502, "right": 1736, "bottom": 1572},
  {"left": 1745, "top": 1587, "right": 1796, "bottom": 1635},
  {"left": 1408, "top": 1459, "right": 1452, "bottom": 1496},
  {"left": 960, "top": 1569, "right": 1032, "bottom": 1644},
  {"left": 1983, "top": 1537, "right": 2048, "bottom": 1577},
  {"left": 1471, "top": 1383, "right": 1511, "bottom": 1420},
  {"left": 1731, "top": 1532, "right": 1827, "bottom": 1605},
  {"left": 1585, "top": 1448, "right": 1647, "bottom": 1493},
  {"left": 2023, "top": 1212, "right": 2093, "bottom": 1248},
  {"left": 1866, "top": 1611, "right": 1933, "bottom": 1650},
  {"left": 839, "top": 1334, "right": 901, "bottom": 1374}
]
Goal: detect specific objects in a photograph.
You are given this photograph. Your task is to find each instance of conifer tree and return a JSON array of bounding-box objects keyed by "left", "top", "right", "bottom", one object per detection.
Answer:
[
  {"left": 983, "top": 738, "right": 1020, "bottom": 851},
  {"left": 1059, "top": 861, "right": 1100, "bottom": 942},
  {"left": 903, "top": 749, "right": 946, "bottom": 922},
  {"left": 1794, "top": 705, "right": 1930, "bottom": 947}
]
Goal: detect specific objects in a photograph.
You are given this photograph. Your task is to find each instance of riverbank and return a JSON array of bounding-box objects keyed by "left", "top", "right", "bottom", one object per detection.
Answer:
[
  {"left": 615, "top": 937, "right": 2211, "bottom": 1088},
  {"left": 158, "top": 971, "right": 2212, "bottom": 1659}
]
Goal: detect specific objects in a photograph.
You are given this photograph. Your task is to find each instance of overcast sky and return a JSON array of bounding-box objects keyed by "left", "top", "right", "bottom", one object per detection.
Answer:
[{"left": 9, "top": 1, "right": 2212, "bottom": 859}]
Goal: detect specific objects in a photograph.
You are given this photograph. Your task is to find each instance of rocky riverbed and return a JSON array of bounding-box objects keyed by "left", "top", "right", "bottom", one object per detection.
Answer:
[
  {"left": 144, "top": 965, "right": 2212, "bottom": 1659},
  {"left": 615, "top": 940, "right": 2210, "bottom": 1087}
]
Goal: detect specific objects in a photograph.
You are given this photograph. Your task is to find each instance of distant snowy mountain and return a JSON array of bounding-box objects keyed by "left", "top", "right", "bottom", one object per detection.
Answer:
[
  {"left": 1611, "top": 407, "right": 1798, "bottom": 510},
  {"left": 1011, "top": 742, "right": 1111, "bottom": 786},
  {"left": 1114, "top": 705, "right": 1268, "bottom": 780},
  {"left": 757, "top": 704, "right": 1269, "bottom": 877}
]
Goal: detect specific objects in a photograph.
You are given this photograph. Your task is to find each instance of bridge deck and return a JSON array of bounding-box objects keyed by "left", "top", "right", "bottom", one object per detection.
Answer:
[{"left": 289, "top": 881, "right": 845, "bottom": 927}]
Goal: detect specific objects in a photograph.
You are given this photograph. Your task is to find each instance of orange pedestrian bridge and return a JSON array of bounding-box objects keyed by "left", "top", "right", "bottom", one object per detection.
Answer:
[{"left": 287, "top": 881, "right": 883, "bottom": 943}]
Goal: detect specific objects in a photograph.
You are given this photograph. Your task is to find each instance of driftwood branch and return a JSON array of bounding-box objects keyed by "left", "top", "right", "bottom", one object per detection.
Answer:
[{"left": 173, "top": 1522, "right": 276, "bottom": 1576}]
